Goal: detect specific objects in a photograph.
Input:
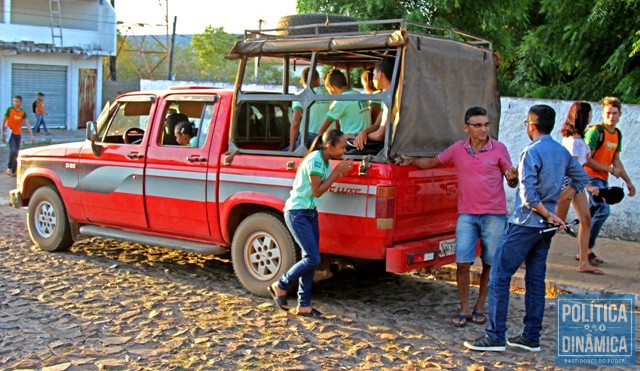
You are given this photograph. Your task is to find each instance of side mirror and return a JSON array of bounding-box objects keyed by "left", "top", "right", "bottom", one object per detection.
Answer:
[
  {"left": 85, "top": 121, "right": 97, "bottom": 141},
  {"left": 85, "top": 121, "right": 102, "bottom": 157}
]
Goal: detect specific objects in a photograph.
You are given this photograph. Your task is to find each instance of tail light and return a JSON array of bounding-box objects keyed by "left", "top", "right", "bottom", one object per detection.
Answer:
[{"left": 375, "top": 186, "right": 395, "bottom": 229}]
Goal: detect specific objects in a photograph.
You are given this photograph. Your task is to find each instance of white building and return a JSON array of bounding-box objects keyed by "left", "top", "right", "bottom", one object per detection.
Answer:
[{"left": 0, "top": 0, "right": 116, "bottom": 130}]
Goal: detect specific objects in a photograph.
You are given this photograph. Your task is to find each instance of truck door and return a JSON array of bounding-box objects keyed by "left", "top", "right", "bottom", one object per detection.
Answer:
[
  {"left": 144, "top": 95, "right": 218, "bottom": 239},
  {"left": 77, "top": 96, "right": 154, "bottom": 229}
]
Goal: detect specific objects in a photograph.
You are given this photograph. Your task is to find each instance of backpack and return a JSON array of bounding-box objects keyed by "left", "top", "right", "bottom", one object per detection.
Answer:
[
  {"left": 589, "top": 124, "right": 620, "bottom": 152},
  {"left": 32, "top": 100, "right": 38, "bottom": 113}
]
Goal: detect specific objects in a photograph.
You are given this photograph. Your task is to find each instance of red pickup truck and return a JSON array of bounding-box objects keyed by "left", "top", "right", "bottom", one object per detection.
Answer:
[{"left": 10, "top": 19, "right": 500, "bottom": 295}]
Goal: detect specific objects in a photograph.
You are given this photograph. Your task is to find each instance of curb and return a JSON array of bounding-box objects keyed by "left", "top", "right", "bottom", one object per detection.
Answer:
[{"left": 426, "top": 264, "right": 640, "bottom": 311}]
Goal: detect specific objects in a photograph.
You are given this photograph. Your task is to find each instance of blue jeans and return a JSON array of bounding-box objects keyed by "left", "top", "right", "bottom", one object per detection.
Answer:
[
  {"left": 586, "top": 177, "right": 609, "bottom": 249},
  {"left": 486, "top": 223, "right": 554, "bottom": 343},
  {"left": 33, "top": 114, "right": 48, "bottom": 134},
  {"left": 7, "top": 133, "right": 21, "bottom": 173},
  {"left": 278, "top": 209, "right": 321, "bottom": 307},
  {"left": 455, "top": 214, "right": 507, "bottom": 265},
  {"left": 284, "top": 132, "right": 318, "bottom": 151}
]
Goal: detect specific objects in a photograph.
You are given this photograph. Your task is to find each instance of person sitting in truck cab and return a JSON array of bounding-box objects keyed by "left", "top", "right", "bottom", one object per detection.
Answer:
[
  {"left": 316, "top": 69, "right": 371, "bottom": 138},
  {"left": 164, "top": 109, "right": 188, "bottom": 145},
  {"left": 174, "top": 120, "right": 197, "bottom": 147}
]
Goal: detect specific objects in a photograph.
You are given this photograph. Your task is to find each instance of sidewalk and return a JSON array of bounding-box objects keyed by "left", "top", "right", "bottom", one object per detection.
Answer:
[{"left": 431, "top": 233, "right": 640, "bottom": 309}]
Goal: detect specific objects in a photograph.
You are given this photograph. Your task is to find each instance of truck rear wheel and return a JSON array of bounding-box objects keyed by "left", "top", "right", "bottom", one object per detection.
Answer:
[
  {"left": 231, "top": 212, "right": 297, "bottom": 297},
  {"left": 27, "top": 186, "right": 73, "bottom": 252}
]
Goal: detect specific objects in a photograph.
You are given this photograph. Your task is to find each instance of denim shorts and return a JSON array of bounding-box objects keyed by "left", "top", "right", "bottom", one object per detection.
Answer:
[{"left": 455, "top": 214, "right": 507, "bottom": 265}]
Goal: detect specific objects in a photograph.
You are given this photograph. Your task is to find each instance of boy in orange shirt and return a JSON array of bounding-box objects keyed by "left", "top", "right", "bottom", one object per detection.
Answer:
[
  {"left": 1, "top": 96, "right": 34, "bottom": 176},
  {"left": 583, "top": 97, "right": 635, "bottom": 264}
]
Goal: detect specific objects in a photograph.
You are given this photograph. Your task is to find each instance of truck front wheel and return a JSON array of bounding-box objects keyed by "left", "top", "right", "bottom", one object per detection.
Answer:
[
  {"left": 27, "top": 186, "right": 73, "bottom": 252},
  {"left": 231, "top": 212, "right": 298, "bottom": 297}
]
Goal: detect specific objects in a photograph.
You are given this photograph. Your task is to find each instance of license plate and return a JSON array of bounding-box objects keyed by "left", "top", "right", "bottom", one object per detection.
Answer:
[{"left": 439, "top": 239, "right": 456, "bottom": 257}]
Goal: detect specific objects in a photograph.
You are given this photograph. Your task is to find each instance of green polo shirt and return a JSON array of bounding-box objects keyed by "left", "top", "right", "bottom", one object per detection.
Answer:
[
  {"left": 292, "top": 86, "right": 333, "bottom": 134},
  {"left": 326, "top": 88, "right": 371, "bottom": 135},
  {"left": 284, "top": 150, "right": 331, "bottom": 211}
]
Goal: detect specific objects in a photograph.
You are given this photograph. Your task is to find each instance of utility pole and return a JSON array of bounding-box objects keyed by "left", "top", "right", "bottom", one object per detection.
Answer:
[
  {"left": 168, "top": 16, "right": 177, "bottom": 80},
  {"left": 109, "top": 0, "right": 117, "bottom": 80}
]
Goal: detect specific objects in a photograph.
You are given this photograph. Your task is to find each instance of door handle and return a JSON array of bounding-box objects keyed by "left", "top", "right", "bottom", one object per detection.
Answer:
[
  {"left": 127, "top": 152, "right": 144, "bottom": 159},
  {"left": 187, "top": 156, "right": 207, "bottom": 162}
]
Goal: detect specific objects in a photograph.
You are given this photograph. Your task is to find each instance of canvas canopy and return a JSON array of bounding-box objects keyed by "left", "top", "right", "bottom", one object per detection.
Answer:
[{"left": 227, "top": 27, "right": 499, "bottom": 158}]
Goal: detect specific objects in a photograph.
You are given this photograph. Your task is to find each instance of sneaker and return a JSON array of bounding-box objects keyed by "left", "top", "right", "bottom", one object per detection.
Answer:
[
  {"left": 464, "top": 334, "right": 505, "bottom": 352},
  {"left": 507, "top": 334, "right": 540, "bottom": 352}
]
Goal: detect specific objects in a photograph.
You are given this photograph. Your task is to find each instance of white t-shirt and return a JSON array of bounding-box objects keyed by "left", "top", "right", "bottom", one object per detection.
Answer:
[{"left": 562, "top": 136, "right": 590, "bottom": 165}]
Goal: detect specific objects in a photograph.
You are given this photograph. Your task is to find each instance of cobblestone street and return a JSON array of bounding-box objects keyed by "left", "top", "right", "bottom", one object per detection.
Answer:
[{"left": 5, "top": 205, "right": 637, "bottom": 370}]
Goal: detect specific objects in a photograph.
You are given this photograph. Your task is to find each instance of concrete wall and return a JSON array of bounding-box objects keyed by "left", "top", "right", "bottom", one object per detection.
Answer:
[
  {"left": 499, "top": 97, "right": 640, "bottom": 242},
  {"left": 0, "top": 0, "right": 116, "bottom": 55}
]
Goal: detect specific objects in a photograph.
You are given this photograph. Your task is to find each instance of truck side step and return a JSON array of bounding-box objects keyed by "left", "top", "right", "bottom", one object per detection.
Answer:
[{"left": 79, "top": 225, "right": 228, "bottom": 255}]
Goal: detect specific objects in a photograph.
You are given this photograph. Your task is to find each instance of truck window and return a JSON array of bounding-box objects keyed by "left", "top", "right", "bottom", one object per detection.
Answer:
[
  {"left": 97, "top": 101, "right": 151, "bottom": 145},
  {"left": 233, "top": 101, "right": 290, "bottom": 151},
  {"left": 160, "top": 100, "right": 214, "bottom": 149}
]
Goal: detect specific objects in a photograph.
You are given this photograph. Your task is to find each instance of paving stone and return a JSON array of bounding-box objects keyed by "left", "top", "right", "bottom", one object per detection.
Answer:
[{"left": 0, "top": 204, "right": 638, "bottom": 369}]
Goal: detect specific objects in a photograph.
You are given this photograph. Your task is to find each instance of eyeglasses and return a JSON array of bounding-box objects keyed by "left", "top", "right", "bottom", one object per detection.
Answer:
[
  {"left": 466, "top": 122, "right": 491, "bottom": 128},
  {"left": 523, "top": 119, "right": 532, "bottom": 126}
]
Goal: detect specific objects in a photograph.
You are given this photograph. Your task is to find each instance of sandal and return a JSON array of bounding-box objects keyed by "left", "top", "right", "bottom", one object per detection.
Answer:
[
  {"left": 588, "top": 252, "right": 604, "bottom": 264},
  {"left": 470, "top": 311, "right": 487, "bottom": 325},
  {"left": 452, "top": 314, "right": 469, "bottom": 327},
  {"left": 267, "top": 285, "right": 289, "bottom": 311},
  {"left": 292, "top": 308, "right": 324, "bottom": 319},
  {"left": 579, "top": 267, "right": 604, "bottom": 275}
]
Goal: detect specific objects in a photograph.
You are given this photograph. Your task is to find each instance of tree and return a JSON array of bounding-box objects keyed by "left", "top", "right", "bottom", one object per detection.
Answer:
[
  {"left": 296, "top": 0, "right": 640, "bottom": 103},
  {"left": 510, "top": 0, "right": 640, "bottom": 103},
  {"left": 191, "top": 26, "right": 239, "bottom": 82}
]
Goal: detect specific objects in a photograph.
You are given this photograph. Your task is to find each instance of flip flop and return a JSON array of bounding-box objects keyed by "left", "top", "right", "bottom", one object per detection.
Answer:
[
  {"left": 292, "top": 308, "right": 324, "bottom": 319},
  {"left": 470, "top": 311, "right": 487, "bottom": 325},
  {"left": 579, "top": 267, "right": 604, "bottom": 275},
  {"left": 452, "top": 314, "right": 469, "bottom": 327},
  {"left": 267, "top": 286, "right": 289, "bottom": 311},
  {"left": 588, "top": 252, "right": 604, "bottom": 264}
]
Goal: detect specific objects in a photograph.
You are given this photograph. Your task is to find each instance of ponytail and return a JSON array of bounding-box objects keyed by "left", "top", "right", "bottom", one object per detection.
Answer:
[{"left": 306, "top": 129, "right": 344, "bottom": 157}]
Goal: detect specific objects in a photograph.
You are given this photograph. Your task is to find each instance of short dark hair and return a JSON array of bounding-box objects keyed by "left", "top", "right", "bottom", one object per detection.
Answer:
[
  {"left": 326, "top": 69, "right": 348, "bottom": 88},
  {"left": 175, "top": 120, "right": 194, "bottom": 137},
  {"left": 374, "top": 58, "right": 394, "bottom": 81},
  {"left": 464, "top": 106, "right": 488, "bottom": 123},
  {"left": 38, "top": 92, "right": 44, "bottom": 97},
  {"left": 14, "top": 95, "right": 22, "bottom": 101},
  {"left": 301, "top": 67, "right": 319, "bottom": 85},
  {"left": 528, "top": 104, "right": 555, "bottom": 134},
  {"left": 602, "top": 96, "right": 622, "bottom": 112}
]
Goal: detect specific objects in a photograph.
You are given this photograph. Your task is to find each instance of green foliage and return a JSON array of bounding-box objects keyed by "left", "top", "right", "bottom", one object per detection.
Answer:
[
  {"left": 297, "top": 0, "right": 640, "bottom": 103},
  {"left": 191, "top": 26, "right": 239, "bottom": 82}
]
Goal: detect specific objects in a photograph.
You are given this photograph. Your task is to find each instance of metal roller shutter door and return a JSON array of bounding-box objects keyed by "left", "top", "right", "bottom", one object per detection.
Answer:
[{"left": 11, "top": 64, "right": 68, "bottom": 129}]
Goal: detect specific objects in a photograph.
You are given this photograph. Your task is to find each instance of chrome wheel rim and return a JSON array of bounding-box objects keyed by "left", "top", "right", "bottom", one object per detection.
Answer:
[{"left": 244, "top": 231, "right": 281, "bottom": 281}]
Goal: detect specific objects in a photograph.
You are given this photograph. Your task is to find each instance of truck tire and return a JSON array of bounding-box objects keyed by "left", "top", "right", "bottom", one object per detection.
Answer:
[
  {"left": 276, "top": 14, "right": 358, "bottom": 36},
  {"left": 27, "top": 186, "right": 73, "bottom": 252},
  {"left": 231, "top": 212, "right": 298, "bottom": 297}
]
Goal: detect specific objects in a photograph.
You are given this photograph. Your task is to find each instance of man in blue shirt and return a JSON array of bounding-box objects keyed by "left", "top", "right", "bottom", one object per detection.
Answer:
[{"left": 464, "top": 104, "right": 589, "bottom": 352}]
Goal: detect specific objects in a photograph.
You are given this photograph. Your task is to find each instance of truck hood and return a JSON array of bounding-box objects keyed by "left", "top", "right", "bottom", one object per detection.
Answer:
[{"left": 19, "top": 141, "right": 85, "bottom": 158}]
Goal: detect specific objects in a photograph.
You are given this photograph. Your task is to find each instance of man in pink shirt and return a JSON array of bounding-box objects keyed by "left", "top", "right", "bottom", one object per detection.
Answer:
[{"left": 398, "top": 106, "right": 518, "bottom": 327}]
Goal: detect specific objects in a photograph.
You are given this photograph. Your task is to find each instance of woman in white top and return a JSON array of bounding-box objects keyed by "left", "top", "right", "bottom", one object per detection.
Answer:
[{"left": 556, "top": 101, "right": 603, "bottom": 274}]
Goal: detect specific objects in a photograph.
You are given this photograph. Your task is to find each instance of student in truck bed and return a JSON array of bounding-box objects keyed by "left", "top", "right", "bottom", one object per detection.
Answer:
[{"left": 316, "top": 69, "right": 371, "bottom": 138}]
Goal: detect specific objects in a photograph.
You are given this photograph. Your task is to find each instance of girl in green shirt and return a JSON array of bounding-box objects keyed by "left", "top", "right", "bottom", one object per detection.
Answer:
[{"left": 269, "top": 129, "right": 353, "bottom": 317}]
